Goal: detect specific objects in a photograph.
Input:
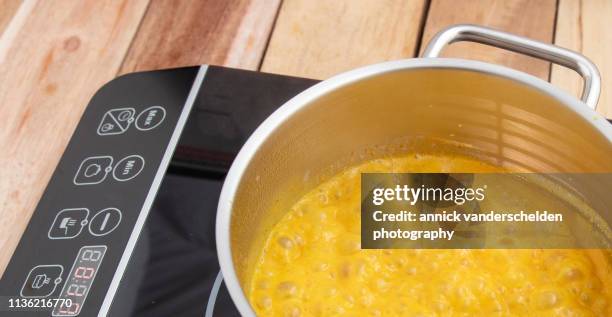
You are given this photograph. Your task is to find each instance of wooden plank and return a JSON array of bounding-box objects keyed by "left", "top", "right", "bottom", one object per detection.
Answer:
[
  {"left": 0, "top": 0, "right": 22, "bottom": 35},
  {"left": 421, "top": 0, "right": 557, "bottom": 80},
  {"left": 0, "top": 0, "right": 149, "bottom": 275},
  {"left": 551, "top": 0, "right": 612, "bottom": 118},
  {"left": 120, "top": 0, "right": 281, "bottom": 73},
  {"left": 260, "top": 0, "right": 427, "bottom": 79}
]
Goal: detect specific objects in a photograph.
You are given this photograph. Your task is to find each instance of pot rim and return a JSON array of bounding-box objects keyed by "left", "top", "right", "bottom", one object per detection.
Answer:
[{"left": 215, "top": 57, "right": 612, "bottom": 316}]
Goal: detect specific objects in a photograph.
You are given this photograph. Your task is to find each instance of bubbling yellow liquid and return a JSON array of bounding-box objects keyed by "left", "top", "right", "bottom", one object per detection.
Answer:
[{"left": 248, "top": 154, "right": 611, "bottom": 316}]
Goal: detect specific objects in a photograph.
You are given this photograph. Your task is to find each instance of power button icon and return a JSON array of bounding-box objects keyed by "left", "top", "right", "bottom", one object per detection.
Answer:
[{"left": 89, "top": 208, "right": 122, "bottom": 236}]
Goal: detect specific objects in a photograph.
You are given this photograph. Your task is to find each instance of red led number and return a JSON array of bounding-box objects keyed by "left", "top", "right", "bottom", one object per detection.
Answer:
[
  {"left": 58, "top": 302, "right": 80, "bottom": 315},
  {"left": 74, "top": 266, "right": 95, "bottom": 279},
  {"left": 66, "top": 284, "right": 87, "bottom": 297}
]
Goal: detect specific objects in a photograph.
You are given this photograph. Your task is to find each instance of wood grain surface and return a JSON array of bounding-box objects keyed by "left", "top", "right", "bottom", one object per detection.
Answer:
[
  {"left": 0, "top": 0, "right": 21, "bottom": 35},
  {"left": 0, "top": 0, "right": 150, "bottom": 275},
  {"left": 552, "top": 0, "right": 612, "bottom": 117},
  {"left": 421, "top": 0, "right": 557, "bottom": 80},
  {"left": 0, "top": 0, "right": 611, "bottom": 276},
  {"left": 121, "top": 0, "right": 281, "bottom": 73},
  {"left": 261, "top": 0, "right": 427, "bottom": 79}
]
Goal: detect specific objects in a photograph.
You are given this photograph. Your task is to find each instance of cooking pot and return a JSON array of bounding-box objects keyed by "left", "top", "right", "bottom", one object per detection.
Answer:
[{"left": 216, "top": 24, "right": 612, "bottom": 316}]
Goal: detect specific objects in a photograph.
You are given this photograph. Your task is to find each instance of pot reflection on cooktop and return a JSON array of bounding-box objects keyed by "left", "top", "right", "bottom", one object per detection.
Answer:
[{"left": 110, "top": 173, "right": 239, "bottom": 317}]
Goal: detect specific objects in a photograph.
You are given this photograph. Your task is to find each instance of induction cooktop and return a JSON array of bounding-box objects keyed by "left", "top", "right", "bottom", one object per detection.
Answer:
[
  {"left": 2, "top": 64, "right": 611, "bottom": 317},
  {"left": 0, "top": 65, "right": 317, "bottom": 316}
]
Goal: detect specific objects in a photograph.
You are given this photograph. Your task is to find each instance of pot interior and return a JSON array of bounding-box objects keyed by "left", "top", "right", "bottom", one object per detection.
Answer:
[{"left": 228, "top": 67, "right": 612, "bottom": 293}]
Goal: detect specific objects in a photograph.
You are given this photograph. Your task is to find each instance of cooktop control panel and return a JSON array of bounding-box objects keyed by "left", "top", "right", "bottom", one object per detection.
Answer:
[
  {"left": 1, "top": 64, "right": 318, "bottom": 316},
  {"left": 0, "top": 66, "right": 205, "bottom": 316}
]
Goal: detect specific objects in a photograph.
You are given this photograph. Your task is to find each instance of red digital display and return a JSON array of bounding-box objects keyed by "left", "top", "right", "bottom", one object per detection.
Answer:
[{"left": 52, "top": 246, "right": 106, "bottom": 316}]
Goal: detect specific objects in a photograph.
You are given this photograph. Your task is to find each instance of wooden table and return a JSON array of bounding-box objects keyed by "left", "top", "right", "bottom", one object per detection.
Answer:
[{"left": 0, "top": 0, "right": 610, "bottom": 274}]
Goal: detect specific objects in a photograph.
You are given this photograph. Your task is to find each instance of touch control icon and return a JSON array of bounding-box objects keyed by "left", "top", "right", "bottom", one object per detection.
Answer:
[
  {"left": 74, "top": 156, "right": 113, "bottom": 185},
  {"left": 21, "top": 265, "right": 63, "bottom": 298},
  {"left": 135, "top": 106, "right": 166, "bottom": 131},
  {"left": 49, "top": 208, "right": 89, "bottom": 239},
  {"left": 89, "top": 208, "right": 122, "bottom": 236},
  {"left": 97, "top": 107, "right": 136, "bottom": 135},
  {"left": 113, "top": 155, "right": 145, "bottom": 181}
]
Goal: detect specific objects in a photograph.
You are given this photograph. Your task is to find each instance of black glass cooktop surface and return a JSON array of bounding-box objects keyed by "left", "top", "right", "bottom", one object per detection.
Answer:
[
  {"left": 111, "top": 173, "right": 234, "bottom": 316},
  {"left": 110, "top": 67, "right": 318, "bottom": 316}
]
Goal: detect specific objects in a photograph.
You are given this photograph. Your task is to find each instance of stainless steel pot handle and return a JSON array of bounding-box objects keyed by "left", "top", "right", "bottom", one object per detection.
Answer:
[{"left": 422, "top": 24, "right": 601, "bottom": 110}]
